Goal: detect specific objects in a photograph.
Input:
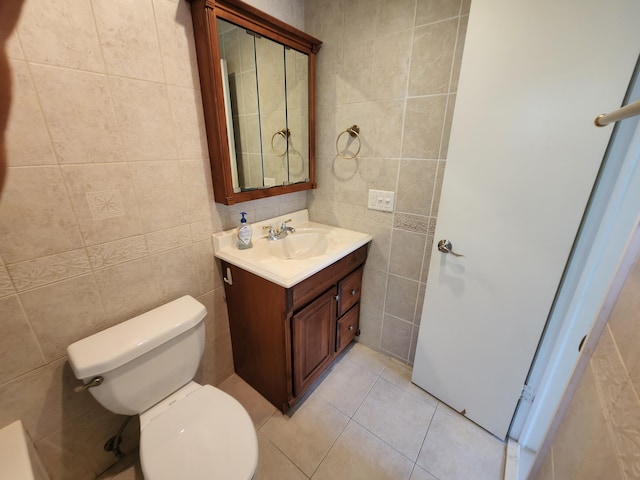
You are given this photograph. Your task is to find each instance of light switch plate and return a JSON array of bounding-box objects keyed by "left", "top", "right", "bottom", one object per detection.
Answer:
[{"left": 368, "top": 189, "right": 395, "bottom": 212}]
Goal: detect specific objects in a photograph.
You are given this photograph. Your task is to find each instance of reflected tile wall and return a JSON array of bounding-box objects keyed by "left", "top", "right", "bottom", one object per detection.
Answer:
[
  {"left": 1, "top": 0, "right": 308, "bottom": 479},
  {"left": 538, "top": 251, "right": 640, "bottom": 480},
  {"left": 305, "top": 0, "right": 469, "bottom": 363}
]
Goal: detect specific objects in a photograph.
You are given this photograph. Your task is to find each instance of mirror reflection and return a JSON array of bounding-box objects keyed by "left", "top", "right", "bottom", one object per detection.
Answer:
[{"left": 217, "top": 18, "right": 310, "bottom": 192}]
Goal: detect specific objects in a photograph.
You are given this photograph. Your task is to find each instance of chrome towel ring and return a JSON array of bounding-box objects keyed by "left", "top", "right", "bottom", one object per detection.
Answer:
[
  {"left": 336, "top": 125, "right": 361, "bottom": 160},
  {"left": 271, "top": 128, "right": 290, "bottom": 156}
]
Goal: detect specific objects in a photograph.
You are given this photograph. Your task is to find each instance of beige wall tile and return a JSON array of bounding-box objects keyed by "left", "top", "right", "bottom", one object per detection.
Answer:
[
  {"left": 195, "top": 332, "right": 235, "bottom": 387},
  {"left": 109, "top": 77, "right": 177, "bottom": 161},
  {"left": 6, "top": 32, "right": 23, "bottom": 60},
  {"left": 0, "top": 263, "right": 15, "bottom": 298},
  {"left": 536, "top": 447, "right": 554, "bottom": 480},
  {"left": 0, "top": 359, "right": 98, "bottom": 442},
  {"left": 440, "top": 95, "right": 456, "bottom": 159},
  {"left": 180, "top": 159, "right": 213, "bottom": 223},
  {"left": 415, "top": 0, "right": 461, "bottom": 26},
  {"left": 552, "top": 364, "right": 623, "bottom": 480},
  {"left": 409, "top": 324, "right": 420, "bottom": 364},
  {"left": 192, "top": 238, "right": 216, "bottom": 295},
  {"left": 372, "top": 29, "right": 412, "bottom": 100},
  {"left": 149, "top": 244, "right": 200, "bottom": 300},
  {"left": 0, "top": 166, "right": 83, "bottom": 263},
  {"left": 389, "top": 229, "right": 426, "bottom": 280},
  {"left": 17, "top": 0, "right": 105, "bottom": 71},
  {"left": 376, "top": 0, "right": 416, "bottom": 36},
  {"left": 402, "top": 95, "right": 448, "bottom": 159},
  {"left": 381, "top": 314, "right": 413, "bottom": 360},
  {"left": 421, "top": 235, "right": 435, "bottom": 283},
  {"left": 408, "top": 19, "right": 458, "bottom": 96},
  {"left": 450, "top": 15, "right": 468, "bottom": 93},
  {"left": 129, "top": 161, "right": 188, "bottom": 232},
  {"left": 343, "top": 0, "right": 378, "bottom": 46},
  {"left": 61, "top": 163, "right": 144, "bottom": 246},
  {"left": 87, "top": 236, "right": 149, "bottom": 269},
  {"left": 590, "top": 325, "right": 627, "bottom": 418},
  {"left": 197, "top": 289, "right": 229, "bottom": 342},
  {"left": 20, "top": 274, "right": 107, "bottom": 362},
  {"left": 7, "top": 249, "right": 91, "bottom": 292},
  {"left": 5, "top": 61, "right": 55, "bottom": 167},
  {"left": 190, "top": 219, "right": 213, "bottom": 241},
  {"left": 607, "top": 251, "right": 640, "bottom": 394},
  {"left": 92, "top": 0, "right": 164, "bottom": 82},
  {"left": 384, "top": 274, "right": 419, "bottom": 322},
  {"left": 361, "top": 266, "right": 387, "bottom": 311},
  {"left": 0, "top": 296, "right": 44, "bottom": 384},
  {"left": 153, "top": 0, "right": 200, "bottom": 89},
  {"left": 168, "top": 87, "right": 209, "bottom": 160},
  {"left": 94, "top": 257, "right": 161, "bottom": 325},
  {"left": 396, "top": 159, "right": 438, "bottom": 216},
  {"left": 30, "top": 65, "right": 125, "bottom": 164},
  {"left": 359, "top": 224, "right": 391, "bottom": 272},
  {"left": 414, "top": 282, "right": 426, "bottom": 324}
]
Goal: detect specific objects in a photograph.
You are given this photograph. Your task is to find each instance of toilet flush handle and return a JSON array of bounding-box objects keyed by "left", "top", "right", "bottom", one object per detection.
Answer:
[{"left": 74, "top": 376, "right": 104, "bottom": 393}]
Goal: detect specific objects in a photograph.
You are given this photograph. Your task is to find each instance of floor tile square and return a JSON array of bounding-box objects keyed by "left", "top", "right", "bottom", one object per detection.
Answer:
[
  {"left": 260, "top": 394, "right": 349, "bottom": 477},
  {"left": 381, "top": 360, "right": 438, "bottom": 407},
  {"left": 256, "top": 432, "right": 307, "bottom": 480},
  {"left": 311, "top": 420, "right": 414, "bottom": 480},
  {"left": 417, "top": 404, "right": 505, "bottom": 480},
  {"left": 353, "top": 378, "right": 436, "bottom": 461},
  {"left": 345, "top": 343, "right": 391, "bottom": 375}
]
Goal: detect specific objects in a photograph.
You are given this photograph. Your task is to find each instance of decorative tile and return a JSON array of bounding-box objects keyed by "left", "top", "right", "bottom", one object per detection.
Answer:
[
  {"left": 86, "top": 189, "right": 126, "bottom": 220},
  {"left": 7, "top": 249, "right": 91, "bottom": 292},
  {"left": 145, "top": 225, "right": 192, "bottom": 254},
  {"left": 0, "top": 264, "right": 15, "bottom": 298},
  {"left": 609, "top": 381, "right": 640, "bottom": 480},
  {"left": 394, "top": 213, "right": 430, "bottom": 234},
  {"left": 87, "top": 236, "right": 148, "bottom": 269}
]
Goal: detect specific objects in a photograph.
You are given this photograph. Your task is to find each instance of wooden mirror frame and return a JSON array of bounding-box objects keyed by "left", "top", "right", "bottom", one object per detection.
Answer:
[{"left": 189, "top": 0, "right": 322, "bottom": 205}]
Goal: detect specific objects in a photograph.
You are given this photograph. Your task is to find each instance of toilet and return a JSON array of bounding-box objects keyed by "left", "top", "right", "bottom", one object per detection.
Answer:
[{"left": 66, "top": 295, "right": 258, "bottom": 480}]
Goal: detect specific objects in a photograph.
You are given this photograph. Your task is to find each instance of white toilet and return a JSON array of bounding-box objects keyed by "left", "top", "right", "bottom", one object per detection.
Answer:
[{"left": 66, "top": 295, "right": 258, "bottom": 480}]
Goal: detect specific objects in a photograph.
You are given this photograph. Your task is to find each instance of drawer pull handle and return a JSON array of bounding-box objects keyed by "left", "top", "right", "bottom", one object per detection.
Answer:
[
  {"left": 348, "top": 325, "right": 354, "bottom": 331},
  {"left": 350, "top": 289, "right": 357, "bottom": 296}
]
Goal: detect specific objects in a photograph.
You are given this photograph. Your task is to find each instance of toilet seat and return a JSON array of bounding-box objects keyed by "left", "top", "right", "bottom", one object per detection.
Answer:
[{"left": 139, "top": 383, "right": 258, "bottom": 480}]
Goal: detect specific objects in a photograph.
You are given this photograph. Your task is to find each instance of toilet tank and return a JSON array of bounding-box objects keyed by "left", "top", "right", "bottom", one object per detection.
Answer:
[{"left": 67, "top": 296, "right": 207, "bottom": 416}]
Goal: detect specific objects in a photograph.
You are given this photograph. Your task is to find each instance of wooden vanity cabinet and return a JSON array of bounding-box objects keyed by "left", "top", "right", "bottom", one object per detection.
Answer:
[{"left": 221, "top": 244, "right": 368, "bottom": 412}]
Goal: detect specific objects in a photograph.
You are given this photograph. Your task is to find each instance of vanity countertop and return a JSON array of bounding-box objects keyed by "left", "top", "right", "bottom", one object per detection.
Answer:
[{"left": 212, "top": 210, "right": 372, "bottom": 288}]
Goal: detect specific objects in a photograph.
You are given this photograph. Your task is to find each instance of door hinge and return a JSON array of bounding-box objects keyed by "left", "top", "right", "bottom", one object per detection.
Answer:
[{"left": 520, "top": 384, "right": 535, "bottom": 404}]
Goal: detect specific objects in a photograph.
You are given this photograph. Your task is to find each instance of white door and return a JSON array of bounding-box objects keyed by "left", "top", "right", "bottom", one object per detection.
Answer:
[{"left": 412, "top": 0, "right": 640, "bottom": 439}]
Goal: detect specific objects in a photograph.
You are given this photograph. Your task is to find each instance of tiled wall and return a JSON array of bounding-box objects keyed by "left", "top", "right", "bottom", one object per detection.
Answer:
[
  {"left": 304, "top": 0, "right": 469, "bottom": 363},
  {"left": 536, "top": 250, "right": 640, "bottom": 479},
  {"left": 0, "top": 0, "right": 305, "bottom": 478}
]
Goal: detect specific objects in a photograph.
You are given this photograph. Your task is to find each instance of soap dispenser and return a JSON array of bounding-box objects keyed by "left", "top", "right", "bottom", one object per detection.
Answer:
[{"left": 237, "top": 212, "right": 253, "bottom": 250}]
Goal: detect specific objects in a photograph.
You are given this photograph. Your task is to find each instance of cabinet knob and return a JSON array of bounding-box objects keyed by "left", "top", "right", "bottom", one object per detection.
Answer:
[
  {"left": 348, "top": 325, "right": 354, "bottom": 331},
  {"left": 350, "top": 289, "right": 357, "bottom": 296}
]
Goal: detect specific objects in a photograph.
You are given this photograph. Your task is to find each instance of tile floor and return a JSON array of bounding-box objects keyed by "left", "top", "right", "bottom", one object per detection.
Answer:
[{"left": 100, "top": 343, "right": 505, "bottom": 480}]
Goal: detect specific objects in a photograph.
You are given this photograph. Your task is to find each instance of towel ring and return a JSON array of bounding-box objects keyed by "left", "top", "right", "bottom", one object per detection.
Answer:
[
  {"left": 336, "top": 125, "right": 361, "bottom": 160},
  {"left": 271, "top": 128, "right": 290, "bottom": 156}
]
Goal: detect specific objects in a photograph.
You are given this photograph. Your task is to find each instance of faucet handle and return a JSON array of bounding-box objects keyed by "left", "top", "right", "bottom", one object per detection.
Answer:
[{"left": 280, "top": 218, "right": 292, "bottom": 229}]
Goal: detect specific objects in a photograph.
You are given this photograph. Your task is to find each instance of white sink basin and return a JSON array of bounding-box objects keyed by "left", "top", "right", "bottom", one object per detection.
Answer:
[
  {"left": 212, "top": 210, "right": 372, "bottom": 288},
  {"left": 268, "top": 229, "right": 329, "bottom": 259}
]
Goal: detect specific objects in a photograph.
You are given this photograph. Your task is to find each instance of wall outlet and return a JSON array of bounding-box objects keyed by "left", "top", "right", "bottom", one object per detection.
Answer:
[{"left": 368, "top": 189, "right": 395, "bottom": 212}]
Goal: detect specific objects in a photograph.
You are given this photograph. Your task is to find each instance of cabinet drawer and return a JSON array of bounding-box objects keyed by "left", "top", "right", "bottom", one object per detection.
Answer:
[
  {"left": 337, "top": 267, "right": 362, "bottom": 317},
  {"left": 336, "top": 304, "right": 359, "bottom": 354}
]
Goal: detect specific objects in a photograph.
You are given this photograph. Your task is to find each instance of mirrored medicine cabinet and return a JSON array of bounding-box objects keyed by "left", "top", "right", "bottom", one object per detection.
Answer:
[{"left": 189, "top": 0, "right": 322, "bottom": 205}]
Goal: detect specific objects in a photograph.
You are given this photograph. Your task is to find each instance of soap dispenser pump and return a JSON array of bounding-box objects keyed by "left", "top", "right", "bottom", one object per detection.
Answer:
[{"left": 237, "top": 212, "right": 253, "bottom": 250}]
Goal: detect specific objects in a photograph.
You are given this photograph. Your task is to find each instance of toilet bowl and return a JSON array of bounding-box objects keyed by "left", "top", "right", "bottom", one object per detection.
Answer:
[
  {"left": 139, "top": 382, "right": 257, "bottom": 479},
  {"left": 66, "top": 296, "right": 258, "bottom": 480}
]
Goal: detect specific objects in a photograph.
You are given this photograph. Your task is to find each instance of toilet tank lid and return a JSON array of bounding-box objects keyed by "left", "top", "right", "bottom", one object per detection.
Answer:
[{"left": 67, "top": 296, "right": 207, "bottom": 380}]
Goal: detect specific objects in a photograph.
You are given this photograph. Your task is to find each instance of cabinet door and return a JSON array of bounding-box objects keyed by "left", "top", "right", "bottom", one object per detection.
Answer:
[{"left": 292, "top": 288, "right": 336, "bottom": 396}]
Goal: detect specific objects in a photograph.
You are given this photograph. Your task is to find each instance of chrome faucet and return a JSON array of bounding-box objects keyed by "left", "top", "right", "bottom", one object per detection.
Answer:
[{"left": 263, "top": 219, "right": 295, "bottom": 240}]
